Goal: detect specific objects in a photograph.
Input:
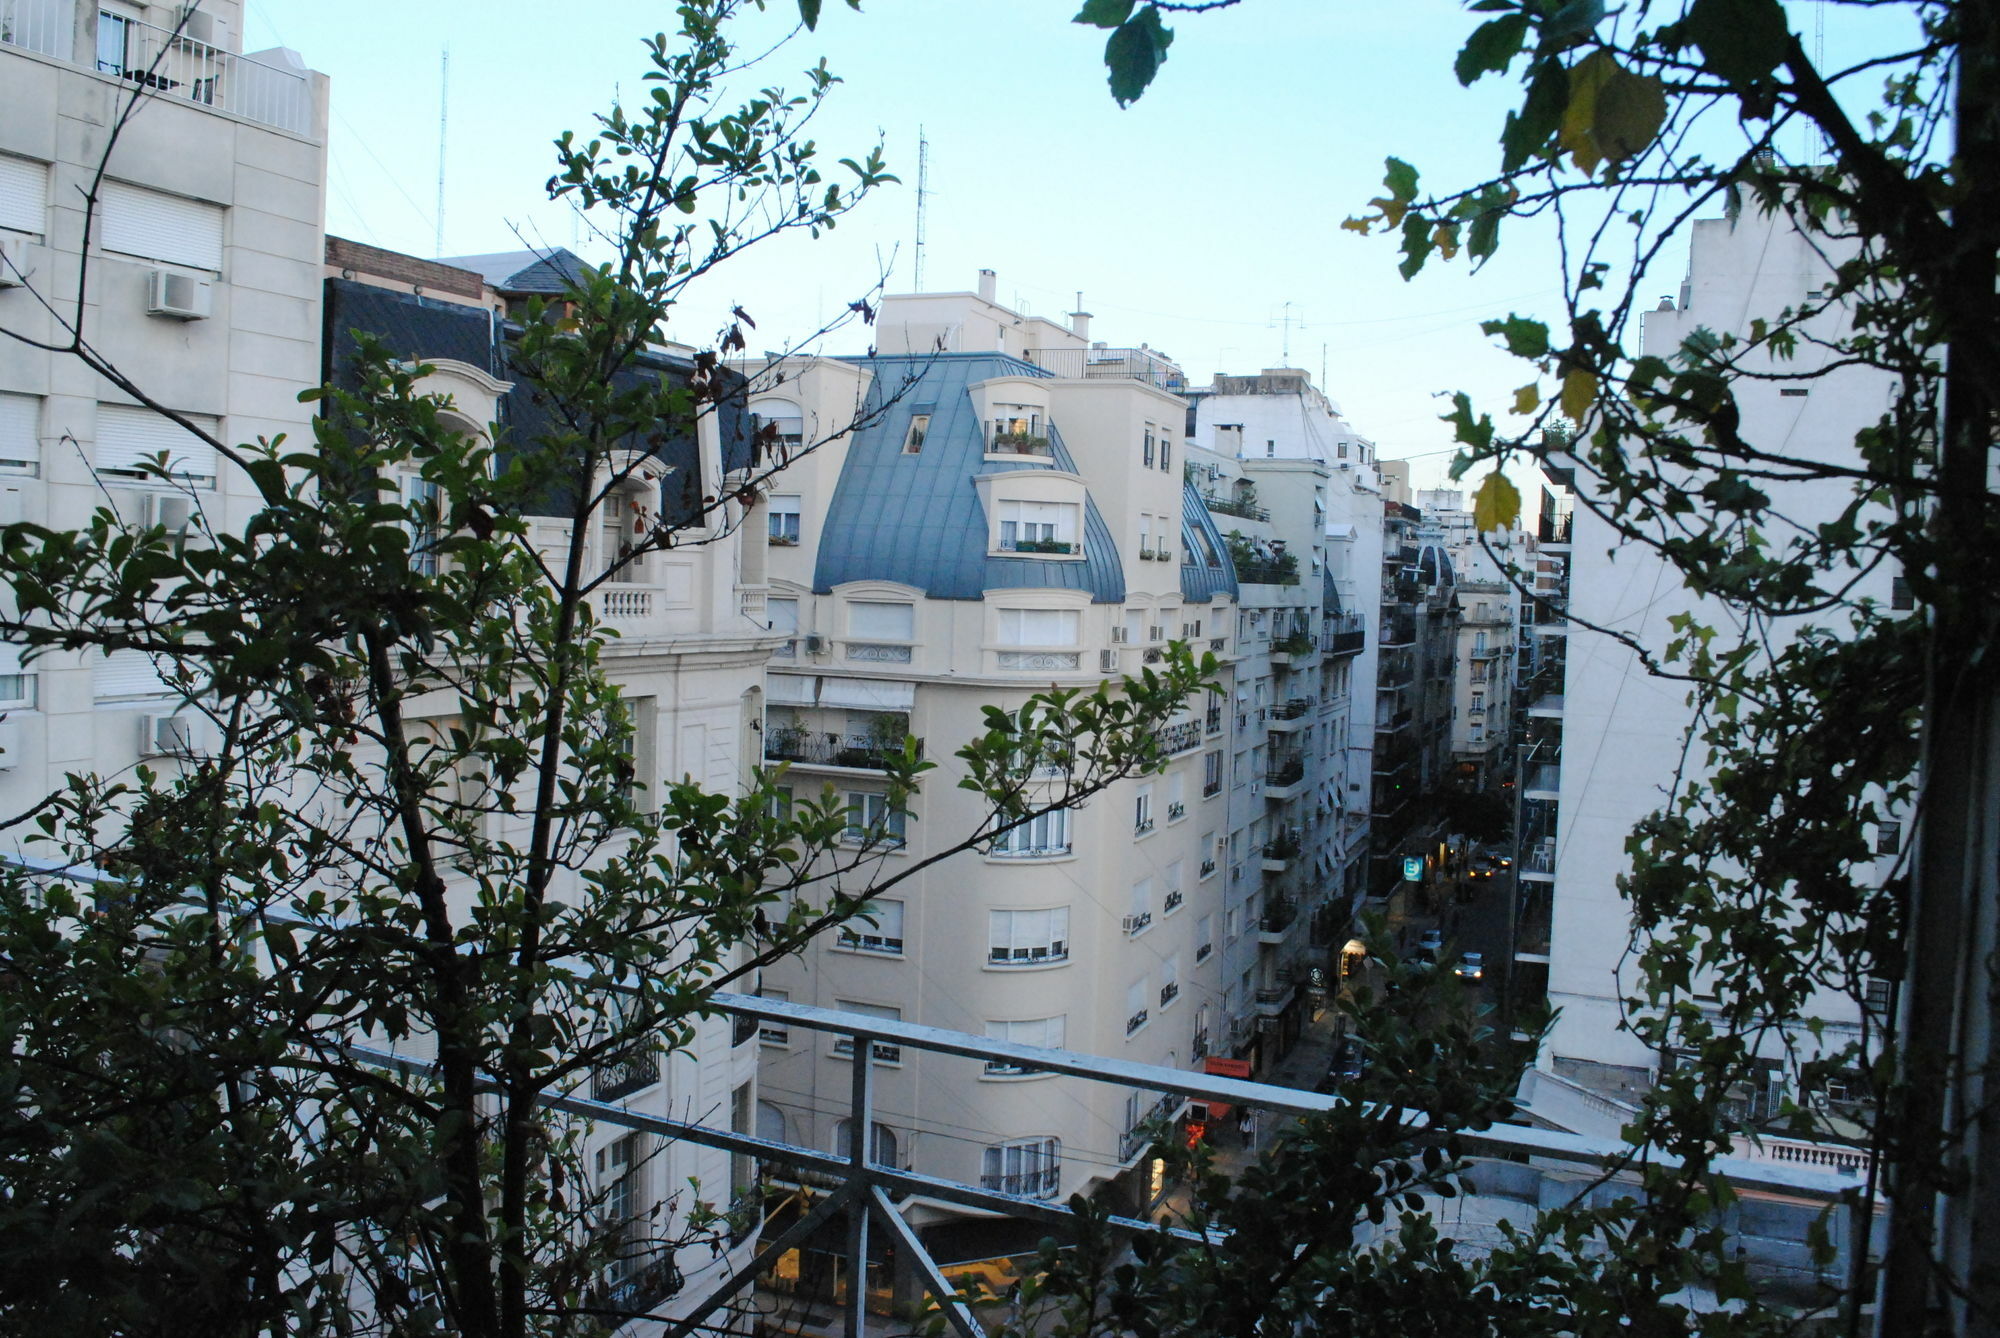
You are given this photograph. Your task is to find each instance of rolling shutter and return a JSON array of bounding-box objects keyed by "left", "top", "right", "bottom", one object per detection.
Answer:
[
  {"left": 0, "top": 393, "right": 37, "bottom": 470},
  {"left": 99, "top": 180, "right": 224, "bottom": 270},
  {"left": 95, "top": 404, "right": 218, "bottom": 480},
  {"left": 94, "top": 648, "right": 169, "bottom": 699},
  {"left": 0, "top": 155, "right": 48, "bottom": 237}
]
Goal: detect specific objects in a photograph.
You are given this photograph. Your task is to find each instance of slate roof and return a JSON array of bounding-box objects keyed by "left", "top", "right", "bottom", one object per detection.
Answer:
[
  {"left": 438, "top": 248, "right": 597, "bottom": 295},
  {"left": 815, "top": 354, "right": 1127, "bottom": 603},
  {"left": 1179, "top": 484, "right": 1239, "bottom": 605}
]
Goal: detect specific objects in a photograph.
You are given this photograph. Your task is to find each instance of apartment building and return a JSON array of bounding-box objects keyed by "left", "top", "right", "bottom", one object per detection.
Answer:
[
  {"left": 316, "top": 239, "right": 778, "bottom": 1325},
  {"left": 1518, "top": 207, "right": 1901, "bottom": 1128},
  {"left": 1413, "top": 493, "right": 1524, "bottom": 795},
  {"left": 0, "top": 0, "right": 327, "bottom": 819},
  {"left": 1184, "top": 368, "right": 1378, "bottom": 1065},
  {"left": 747, "top": 273, "right": 1237, "bottom": 1265},
  {"left": 1370, "top": 500, "right": 1461, "bottom": 896}
]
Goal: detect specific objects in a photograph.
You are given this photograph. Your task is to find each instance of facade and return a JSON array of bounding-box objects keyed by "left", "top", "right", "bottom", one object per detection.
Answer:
[
  {"left": 1521, "top": 208, "right": 1900, "bottom": 1125},
  {"left": 747, "top": 273, "right": 1237, "bottom": 1262},
  {"left": 1369, "top": 500, "right": 1460, "bottom": 896},
  {"left": 322, "top": 240, "right": 777, "bottom": 1326},
  {"left": 1415, "top": 492, "right": 1524, "bottom": 795},
  {"left": 1184, "top": 368, "right": 1378, "bottom": 1064},
  {"left": 0, "top": 0, "right": 328, "bottom": 826}
]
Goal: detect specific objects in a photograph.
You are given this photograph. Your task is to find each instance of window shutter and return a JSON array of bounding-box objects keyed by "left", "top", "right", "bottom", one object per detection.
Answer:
[
  {"left": 766, "top": 597, "right": 799, "bottom": 636},
  {"left": 99, "top": 180, "right": 224, "bottom": 270},
  {"left": 94, "top": 648, "right": 169, "bottom": 699},
  {"left": 95, "top": 404, "right": 218, "bottom": 479},
  {"left": 0, "top": 393, "right": 38, "bottom": 469},
  {"left": 847, "top": 601, "right": 914, "bottom": 640},
  {"left": 0, "top": 155, "right": 48, "bottom": 236}
]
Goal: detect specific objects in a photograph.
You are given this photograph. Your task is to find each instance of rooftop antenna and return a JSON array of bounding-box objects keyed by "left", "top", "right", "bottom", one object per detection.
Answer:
[
  {"left": 1320, "top": 342, "right": 1328, "bottom": 390},
  {"left": 1272, "top": 301, "right": 1304, "bottom": 364},
  {"left": 912, "top": 127, "right": 929, "bottom": 290},
  {"left": 433, "top": 46, "right": 449, "bottom": 257}
]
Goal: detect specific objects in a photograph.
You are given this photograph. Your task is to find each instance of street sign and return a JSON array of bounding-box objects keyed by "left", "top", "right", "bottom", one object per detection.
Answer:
[{"left": 1402, "top": 856, "right": 1424, "bottom": 882}]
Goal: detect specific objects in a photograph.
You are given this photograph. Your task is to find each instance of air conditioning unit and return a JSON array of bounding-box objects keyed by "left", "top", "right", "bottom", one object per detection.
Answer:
[
  {"left": 146, "top": 269, "right": 212, "bottom": 321},
  {"left": 1337, "top": 461, "right": 1352, "bottom": 470},
  {"left": 1098, "top": 648, "right": 1118, "bottom": 673},
  {"left": 139, "top": 713, "right": 219, "bottom": 758},
  {"left": 139, "top": 491, "right": 198, "bottom": 534},
  {"left": 1122, "top": 914, "right": 1150, "bottom": 933},
  {"left": 0, "top": 718, "right": 19, "bottom": 770},
  {"left": 0, "top": 236, "right": 26, "bottom": 289},
  {"left": 1111, "top": 626, "right": 1128, "bottom": 643},
  {"left": 803, "top": 634, "right": 826, "bottom": 655},
  {"left": 177, "top": 5, "right": 218, "bottom": 45}
]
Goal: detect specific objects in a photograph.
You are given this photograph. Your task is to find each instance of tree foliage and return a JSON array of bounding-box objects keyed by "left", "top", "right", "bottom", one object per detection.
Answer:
[{"left": 0, "top": 5, "right": 1213, "bottom": 1335}]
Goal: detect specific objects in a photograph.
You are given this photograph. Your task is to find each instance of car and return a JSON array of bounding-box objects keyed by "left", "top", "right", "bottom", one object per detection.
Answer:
[
  {"left": 1456, "top": 951, "right": 1485, "bottom": 981},
  {"left": 1315, "top": 1037, "right": 1368, "bottom": 1092},
  {"left": 1417, "top": 928, "right": 1445, "bottom": 954},
  {"left": 1468, "top": 853, "right": 1499, "bottom": 881}
]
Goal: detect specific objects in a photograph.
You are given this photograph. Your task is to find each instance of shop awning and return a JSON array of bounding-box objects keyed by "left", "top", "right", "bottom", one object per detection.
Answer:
[{"left": 1191, "top": 1056, "right": 1254, "bottom": 1123}]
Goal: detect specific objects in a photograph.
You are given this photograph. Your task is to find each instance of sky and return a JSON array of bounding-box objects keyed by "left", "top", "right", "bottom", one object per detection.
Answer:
[{"left": 241, "top": 0, "right": 1906, "bottom": 495}]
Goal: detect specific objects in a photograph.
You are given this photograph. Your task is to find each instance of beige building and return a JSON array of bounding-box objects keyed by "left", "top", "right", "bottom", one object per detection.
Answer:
[{"left": 746, "top": 273, "right": 1237, "bottom": 1253}]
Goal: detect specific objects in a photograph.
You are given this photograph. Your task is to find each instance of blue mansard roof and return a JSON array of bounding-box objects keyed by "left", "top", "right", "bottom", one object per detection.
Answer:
[
  {"left": 814, "top": 354, "right": 1126, "bottom": 602},
  {"left": 1179, "top": 483, "right": 1239, "bottom": 606}
]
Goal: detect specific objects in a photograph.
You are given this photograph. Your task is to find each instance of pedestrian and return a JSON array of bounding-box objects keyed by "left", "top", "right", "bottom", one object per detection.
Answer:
[{"left": 1241, "top": 1110, "right": 1258, "bottom": 1153}]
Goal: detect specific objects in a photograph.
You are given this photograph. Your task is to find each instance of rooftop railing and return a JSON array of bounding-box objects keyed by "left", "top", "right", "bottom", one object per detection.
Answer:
[
  {"left": 95, "top": 11, "right": 315, "bottom": 135},
  {"left": 1022, "top": 346, "right": 1189, "bottom": 392}
]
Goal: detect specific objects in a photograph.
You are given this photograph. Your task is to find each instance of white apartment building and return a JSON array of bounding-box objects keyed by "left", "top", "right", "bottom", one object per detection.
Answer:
[
  {"left": 1185, "top": 369, "right": 1380, "bottom": 1061},
  {"left": 1416, "top": 493, "right": 1524, "bottom": 794},
  {"left": 0, "top": 0, "right": 327, "bottom": 800},
  {"left": 747, "top": 273, "right": 1236, "bottom": 1264},
  {"left": 1523, "top": 208, "right": 1901, "bottom": 1126}
]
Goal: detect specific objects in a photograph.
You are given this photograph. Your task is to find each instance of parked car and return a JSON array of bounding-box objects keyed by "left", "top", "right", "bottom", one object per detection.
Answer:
[
  {"left": 1315, "top": 1037, "right": 1368, "bottom": 1092},
  {"left": 1456, "top": 951, "right": 1486, "bottom": 982},
  {"left": 1417, "top": 928, "right": 1445, "bottom": 954}
]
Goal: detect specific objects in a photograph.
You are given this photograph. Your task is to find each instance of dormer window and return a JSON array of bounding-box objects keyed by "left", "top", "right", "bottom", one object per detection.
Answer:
[
  {"left": 997, "top": 500, "right": 1079, "bottom": 556},
  {"left": 904, "top": 415, "right": 929, "bottom": 454},
  {"left": 768, "top": 494, "right": 802, "bottom": 546},
  {"left": 990, "top": 405, "right": 1049, "bottom": 457},
  {"left": 601, "top": 483, "right": 656, "bottom": 584}
]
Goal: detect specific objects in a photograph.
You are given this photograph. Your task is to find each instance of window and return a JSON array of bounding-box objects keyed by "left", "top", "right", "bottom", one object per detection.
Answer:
[
  {"left": 0, "top": 392, "right": 39, "bottom": 474},
  {"left": 767, "top": 495, "right": 801, "bottom": 546},
  {"left": 990, "top": 807, "right": 1070, "bottom": 857},
  {"left": 94, "top": 648, "right": 169, "bottom": 700},
  {"left": 404, "top": 474, "right": 443, "bottom": 576},
  {"left": 991, "top": 405, "right": 1043, "bottom": 442},
  {"left": 753, "top": 404, "right": 804, "bottom": 452},
  {"left": 595, "top": 1133, "right": 651, "bottom": 1295},
  {"left": 1159, "top": 955, "right": 1180, "bottom": 1008},
  {"left": 1864, "top": 977, "right": 1894, "bottom": 1016},
  {"left": 95, "top": 7, "right": 135, "bottom": 76},
  {"left": 0, "top": 643, "right": 35, "bottom": 711},
  {"left": 1876, "top": 821, "right": 1902, "bottom": 856},
  {"left": 1143, "top": 425, "right": 1156, "bottom": 468},
  {"left": 848, "top": 600, "right": 914, "bottom": 641},
  {"left": 988, "top": 906, "right": 1070, "bottom": 965},
  {"left": 830, "top": 1001, "right": 901, "bottom": 1063},
  {"left": 99, "top": 180, "right": 225, "bottom": 272},
  {"left": 766, "top": 596, "right": 799, "bottom": 637},
  {"left": 1128, "top": 876, "right": 1152, "bottom": 932},
  {"left": 1162, "top": 859, "right": 1184, "bottom": 913},
  {"left": 1196, "top": 913, "right": 1214, "bottom": 962},
  {"left": 997, "top": 499, "right": 1079, "bottom": 553},
  {"left": 0, "top": 156, "right": 48, "bottom": 239},
  {"left": 1166, "top": 771, "right": 1185, "bottom": 819},
  {"left": 1203, "top": 751, "right": 1224, "bottom": 796},
  {"left": 1891, "top": 576, "right": 1914, "bottom": 610},
  {"left": 756, "top": 1101, "right": 787, "bottom": 1145},
  {"left": 1134, "top": 785, "right": 1154, "bottom": 834},
  {"left": 903, "top": 414, "right": 929, "bottom": 454},
  {"left": 984, "top": 1016, "right": 1065, "bottom": 1075},
  {"left": 96, "top": 404, "right": 218, "bottom": 482},
  {"left": 1125, "top": 978, "right": 1149, "bottom": 1034},
  {"left": 1159, "top": 433, "right": 1172, "bottom": 473},
  {"left": 837, "top": 898, "right": 905, "bottom": 954},
  {"left": 756, "top": 987, "right": 790, "bottom": 1045},
  {"left": 982, "top": 1136, "right": 1060, "bottom": 1198},
  {"left": 832, "top": 1119, "right": 901, "bottom": 1167},
  {"left": 995, "top": 606, "right": 1080, "bottom": 646},
  {"left": 843, "top": 792, "right": 906, "bottom": 848}
]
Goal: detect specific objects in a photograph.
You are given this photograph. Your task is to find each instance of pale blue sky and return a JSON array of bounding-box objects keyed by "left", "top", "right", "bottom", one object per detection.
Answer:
[{"left": 244, "top": 1, "right": 1906, "bottom": 491}]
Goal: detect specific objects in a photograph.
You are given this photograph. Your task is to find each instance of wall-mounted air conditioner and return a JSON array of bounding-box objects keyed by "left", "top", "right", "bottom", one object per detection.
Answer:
[
  {"left": 139, "top": 491, "right": 198, "bottom": 534},
  {"left": 177, "top": 5, "right": 218, "bottom": 45},
  {"left": 803, "top": 634, "right": 827, "bottom": 655},
  {"left": 139, "top": 713, "right": 220, "bottom": 758},
  {"left": 147, "top": 269, "right": 212, "bottom": 321},
  {"left": 0, "top": 237, "right": 27, "bottom": 289}
]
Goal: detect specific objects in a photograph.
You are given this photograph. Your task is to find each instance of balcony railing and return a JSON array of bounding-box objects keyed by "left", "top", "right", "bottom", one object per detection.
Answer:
[
  {"left": 1159, "top": 720, "right": 1203, "bottom": 755},
  {"left": 2, "top": 0, "right": 70, "bottom": 58},
  {"left": 1322, "top": 612, "right": 1366, "bottom": 656},
  {"left": 91, "top": 11, "right": 316, "bottom": 135},
  {"left": 591, "top": 1050, "right": 662, "bottom": 1103},
  {"left": 988, "top": 432, "right": 1054, "bottom": 457},
  {"left": 1265, "top": 756, "right": 1305, "bottom": 787},
  {"left": 1202, "top": 493, "right": 1270, "bottom": 522},
  {"left": 1163, "top": 888, "right": 1184, "bottom": 913},
  {"left": 1023, "top": 345, "right": 1189, "bottom": 391},
  {"left": 1233, "top": 559, "right": 1300, "bottom": 586},
  {"left": 998, "top": 537, "right": 1076, "bottom": 555},
  {"left": 764, "top": 730, "right": 915, "bottom": 772}
]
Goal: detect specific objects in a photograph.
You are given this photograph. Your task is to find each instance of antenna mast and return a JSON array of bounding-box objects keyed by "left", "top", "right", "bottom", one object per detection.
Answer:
[
  {"left": 913, "top": 127, "right": 929, "bottom": 290},
  {"left": 434, "top": 47, "right": 449, "bottom": 257}
]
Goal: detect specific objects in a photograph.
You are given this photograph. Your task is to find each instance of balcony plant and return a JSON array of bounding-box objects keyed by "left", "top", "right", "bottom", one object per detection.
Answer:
[
  {"left": 1008, "top": 537, "right": 1074, "bottom": 555},
  {"left": 991, "top": 430, "right": 1050, "bottom": 453}
]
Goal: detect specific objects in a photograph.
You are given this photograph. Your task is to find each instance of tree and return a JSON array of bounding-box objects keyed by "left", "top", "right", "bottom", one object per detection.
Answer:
[
  {"left": 969, "top": 0, "right": 1991, "bottom": 1331},
  {"left": 0, "top": 5, "right": 1211, "bottom": 1335}
]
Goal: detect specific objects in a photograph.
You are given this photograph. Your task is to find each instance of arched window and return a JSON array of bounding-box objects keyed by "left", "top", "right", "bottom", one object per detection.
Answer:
[{"left": 831, "top": 1119, "right": 900, "bottom": 1168}]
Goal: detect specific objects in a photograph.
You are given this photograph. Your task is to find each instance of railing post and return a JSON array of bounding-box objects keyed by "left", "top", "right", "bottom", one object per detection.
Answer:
[{"left": 845, "top": 1027, "right": 875, "bottom": 1338}]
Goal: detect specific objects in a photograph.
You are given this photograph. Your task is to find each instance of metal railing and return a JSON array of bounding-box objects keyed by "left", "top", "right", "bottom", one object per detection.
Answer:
[
  {"left": 1022, "top": 345, "right": 1188, "bottom": 391},
  {"left": 96, "top": 11, "right": 315, "bottom": 135},
  {"left": 1159, "top": 720, "right": 1203, "bottom": 755},
  {"left": 763, "top": 730, "right": 915, "bottom": 771},
  {"left": 1, "top": 0, "right": 70, "bottom": 58},
  {"left": 1202, "top": 493, "right": 1270, "bottom": 522}
]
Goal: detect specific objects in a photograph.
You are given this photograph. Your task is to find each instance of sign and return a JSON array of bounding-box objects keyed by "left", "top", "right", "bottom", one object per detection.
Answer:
[{"left": 1402, "top": 856, "right": 1424, "bottom": 882}]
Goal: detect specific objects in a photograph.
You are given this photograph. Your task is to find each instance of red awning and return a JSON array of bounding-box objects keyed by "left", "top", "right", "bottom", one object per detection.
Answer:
[{"left": 1192, "top": 1056, "right": 1254, "bottom": 1122}]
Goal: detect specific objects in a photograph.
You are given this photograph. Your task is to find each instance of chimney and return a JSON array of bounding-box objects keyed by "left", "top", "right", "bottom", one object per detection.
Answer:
[
  {"left": 977, "top": 268, "right": 997, "bottom": 303},
  {"left": 1070, "top": 309, "right": 1092, "bottom": 340}
]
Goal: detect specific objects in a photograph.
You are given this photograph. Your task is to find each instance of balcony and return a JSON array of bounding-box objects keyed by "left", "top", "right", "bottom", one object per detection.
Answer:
[
  {"left": 588, "top": 1257, "right": 684, "bottom": 1323},
  {"left": 1125, "top": 1008, "right": 1150, "bottom": 1035},
  {"left": 1528, "top": 693, "right": 1567, "bottom": 718},
  {"left": 765, "top": 712, "right": 915, "bottom": 773},
  {"left": 1254, "top": 982, "right": 1296, "bottom": 1013},
  {"left": 998, "top": 537, "right": 1077, "bottom": 556},
  {"left": 591, "top": 1049, "right": 662, "bottom": 1103},
  {"left": 1202, "top": 779, "right": 1224, "bottom": 798},
  {"left": 1158, "top": 980, "right": 1181, "bottom": 1008},
  {"left": 1523, "top": 763, "right": 1561, "bottom": 800},
  {"left": 1023, "top": 345, "right": 1188, "bottom": 391},
  {"left": 1262, "top": 755, "right": 1306, "bottom": 799},
  {"left": 1322, "top": 612, "right": 1366, "bottom": 657},
  {"left": 46, "top": 9, "right": 320, "bottom": 135},
  {"left": 1379, "top": 614, "right": 1417, "bottom": 648},
  {"left": 987, "top": 431, "right": 1054, "bottom": 459},
  {"left": 1375, "top": 708, "right": 1415, "bottom": 735},
  {"left": 1163, "top": 888, "right": 1184, "bottom": 914},
  {"left": 1199, "top": 857, "right": 1217, "bottom": 879},
  {"left": 1261, "top": 831, "right": 1301, "bottom": 873},
  {"left": 1202, "top": 493, "right": 1270, "bottom": 523},
  {"left": 1159, "top": 720, "right": 1203, "bottom": 755},
  {"left": 1258, "top": 898, "right": 1297, "bottom": 945},
  {"left": 1268, "top": 698, "right": 1313, "bottom": 733}
]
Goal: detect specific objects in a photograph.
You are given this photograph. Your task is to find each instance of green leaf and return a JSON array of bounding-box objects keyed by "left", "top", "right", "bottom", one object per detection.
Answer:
[
  {"left": 1561, "top": 366, "right": 1598, "bottom": 421},
  {"left": 1074, "top": 0, "right": 1135, "bottom": 27},
  {"left": 1105, "top": 7, "right": 1173, "bottom": 107},
  {"left": 1473, "top": 469, "right": 1520, "bottom": 532},
  {"left": 1559, "top": 50, "right": 1665, "bottom": 171},
  {"left": 1678, "top": 0, "right": 1791, "bottom": 86},
  {"left": 1480, "top": 314, "right": 1550, "bottom": 359},
  {"left": 797, "top": 0, "right": 821, "bottom": 29},
  {"left": 1454, "top": 14, "right": 1529, "bottom": 86}
]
